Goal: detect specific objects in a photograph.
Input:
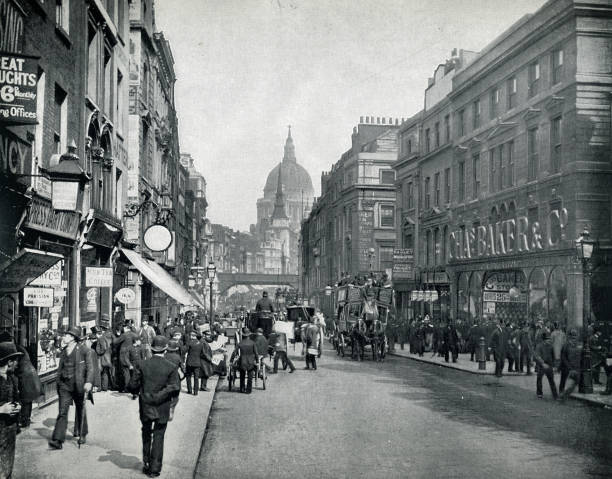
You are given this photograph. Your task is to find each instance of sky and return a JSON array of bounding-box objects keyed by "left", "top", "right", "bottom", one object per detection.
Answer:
[{"left": 154, "top": 0, "right": 548, "bottom": 232}]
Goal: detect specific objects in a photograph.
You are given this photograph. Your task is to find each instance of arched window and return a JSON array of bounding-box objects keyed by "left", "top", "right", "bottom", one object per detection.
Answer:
[
  {"left": 528, "top": 268, "right": 547, "bottom": 322},
  {"left": 489, "top": 206, "right": 499, "bottom": 224},
  {"left": 469, "top": 272, "right": 482, "bottom": 322},
  {"left": 500, "top": 203, "right": 508, "bottom": 221},
  {"left": 549, "top": 268, "right": 567, "bottom": 328}
]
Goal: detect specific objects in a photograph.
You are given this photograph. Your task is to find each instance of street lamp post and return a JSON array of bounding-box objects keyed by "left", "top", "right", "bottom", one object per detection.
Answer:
[
  {"left": 207, "top": 260, "right": 216, "bottom": 327},
  {"left": 575, "top": 227, "right": 595, "bottom": 394}
]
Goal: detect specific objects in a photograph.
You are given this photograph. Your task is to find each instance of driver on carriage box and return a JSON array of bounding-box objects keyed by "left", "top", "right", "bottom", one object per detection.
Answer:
[{"left": 255, "top": 291, "right": 274, "bottom": 313}]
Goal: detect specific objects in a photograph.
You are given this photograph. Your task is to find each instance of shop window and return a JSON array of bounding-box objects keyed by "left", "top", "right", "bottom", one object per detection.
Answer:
[
  {"left": 379, "top": 246, "right": 394, "bottom": 273},
  {"left": 469, "top": 272, "right": 482, "bottom": 322},
  {"left": 528, "top": 268, "right": 547, "bottom": 322},
  {"left": 548, "top": 268, "right": 567, "bottom": 327},
  {"left": 457, "top": 272, "right": 470, "bottom": 322}
]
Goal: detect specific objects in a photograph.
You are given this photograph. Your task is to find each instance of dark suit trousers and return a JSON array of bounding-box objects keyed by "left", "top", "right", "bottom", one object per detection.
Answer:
[
  {"left": 52, "top": 382, "right": 88, "bottom": 442},
  {"left": 186, "top": 365, "right": 201, "bottom": 394},
  {"left": 100, "top": 365, "right": 114, "bottom": 391},
  {"left": 142, "top": 419, "right": 167, "bottom": 474},
  {"left": 519, "top": 348, "right": 531, "bottom": 373},
  {"left": 493, "top": 351, "right": 504, "bottom": 376},
  {"left": 306, "top": 354, "right": 317, "bottom": 369},
  {"left": 537, "top": 366, "right": 558, "bottom": 398},
  {"left": 273, "top": 351, "right": 295, "bottom": 372},
  {"left": 121, "top": 366, "right": 132, "bottom": 392},
  {"left": 239, "top": 368, "right": 254, "bottom": 392}
]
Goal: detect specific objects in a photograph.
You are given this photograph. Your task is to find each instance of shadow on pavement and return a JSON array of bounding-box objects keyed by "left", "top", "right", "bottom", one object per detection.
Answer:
[{"left": 97, "top": 449, "right": 141, "bottom": 470}]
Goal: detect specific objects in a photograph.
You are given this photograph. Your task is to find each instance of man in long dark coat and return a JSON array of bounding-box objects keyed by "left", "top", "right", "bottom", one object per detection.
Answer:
[
  {"left": 490, "top": 318, "right": 506, "bottom": 377},
  {"left": 128, "top": 336, "right": 180, "bottom": 477},
  {"left": 237, "top": 328, "right": 257, "bottom": 393},
  {"left": 49, "top": 327, "right": 94, "bottom": 449}
]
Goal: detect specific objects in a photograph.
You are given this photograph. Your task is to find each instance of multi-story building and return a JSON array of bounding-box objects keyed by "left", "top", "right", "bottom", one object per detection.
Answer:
[
  {"left": 0, "top": 0, "right": 129, "bottom": 403},
  {"left": 122, "top": 0, "right": 203, "bottom": 327},
  {"left": 394, "top": 50, "right": 477, "bottom": 323},
  {"left": 301, "top": 117, "right": 400, "bottom": 310},
  {"left": 445, "top": 0, "right": 612, "bottom": 337}
]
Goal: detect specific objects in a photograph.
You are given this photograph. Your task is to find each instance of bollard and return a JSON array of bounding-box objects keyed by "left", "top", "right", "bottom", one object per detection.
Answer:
[{"left": 477, "top": 336, "right": 487, "bottom": 371}]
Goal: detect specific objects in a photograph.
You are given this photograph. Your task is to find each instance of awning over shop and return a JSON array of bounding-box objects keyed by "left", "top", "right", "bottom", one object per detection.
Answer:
[
  {"left": 0, "top": 248, "right": 64, "bottom": 293},
  {"left": 189, "top": 289, "right": 206, "bottom": 307},
  {"left": 120, "top": 248, "right": 205, "bottom": 308}
]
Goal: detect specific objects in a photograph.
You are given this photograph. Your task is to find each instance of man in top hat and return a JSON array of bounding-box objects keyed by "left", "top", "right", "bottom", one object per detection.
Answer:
[
  {"left": 95, "top": 321, "right": 115, "bottom": 391},
  {"left": 49, "top": 326, "right": 94, "bottom": 449},
  {"left": 128, "top": 335, "right": 180, "bottom": 477}
]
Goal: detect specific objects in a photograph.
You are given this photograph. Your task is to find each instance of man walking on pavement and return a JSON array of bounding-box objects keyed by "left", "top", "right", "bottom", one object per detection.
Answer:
[
  {"left": 49, "top": 326, "right": 94, "bottom": 449},
  {"left": 139, "top": 317, "right": 156, "bottom": 360},
  {"left": 303, "top": 318, "right": 321, "bottom": 370},
  {"left": 534, "top": 330, "right": 558, "bottom": 400},
  {"left": 128, "top": 335, "right": 180, "bottom": 478},
  {"left": 185, "top": 331, "right": 204, "bottom": 395},
  {"left": 519, "top": 321, "right": 533, "bottom": 375}
]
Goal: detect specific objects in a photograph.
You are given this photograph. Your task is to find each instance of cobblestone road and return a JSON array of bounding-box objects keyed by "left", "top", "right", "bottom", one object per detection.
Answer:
[{"left": 195, "top": 341, "right": 612, "bottom": 479}]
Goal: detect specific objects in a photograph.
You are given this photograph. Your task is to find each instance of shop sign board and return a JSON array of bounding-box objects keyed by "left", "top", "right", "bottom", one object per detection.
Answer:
[
  {"left": 0, "top": 52, "right": 38, "bottom": 125},
  {"left": 114, "top": 287, "right": 136, "bottom": 304},
  {"left": 24, "top": 195, "right": 80, "bottom": 239},
  {"left": 483, "top": 291, "right": 527, "bottom": 303},
  {"left": 448, "top": 208, "right": 569, "bottom": 261},
  {"left": 86, "top": 288, "right": 98, "bottom": 312},
  {"left": 85, "top": 267, "right": 113, "bottom": 287},
  {"left": 0, "top": 0, "right": 26, "bottom": 53},
  {"left": 30, "top": 261, "right": 62, "bottom": 286},
  {"left": 0, "top": 125, "right": 31, "bottom": 183},
  {"left": 23, "top": 287, "right": 53, "bottom": 307},
  {"left": 392, "top": 248, "right": 414, "bottom": 280}
]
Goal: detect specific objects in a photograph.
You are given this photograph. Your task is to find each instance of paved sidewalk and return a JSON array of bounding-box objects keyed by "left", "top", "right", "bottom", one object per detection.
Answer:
[
  {"left": 389, "top": 348, "right": 612, "bottom": 408},
  {"left": 12, "top": 373, "right": 220, "bottom": 479}
]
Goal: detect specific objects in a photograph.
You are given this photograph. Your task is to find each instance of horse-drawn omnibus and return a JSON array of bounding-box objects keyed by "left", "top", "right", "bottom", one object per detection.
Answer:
[{"left": 332, "top": 284, "right": 393, "bottom": 361}]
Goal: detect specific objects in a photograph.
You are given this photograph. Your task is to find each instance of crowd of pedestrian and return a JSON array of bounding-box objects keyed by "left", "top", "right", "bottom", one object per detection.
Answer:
[
  {"left": 387, "top": 313, "right": 611, "bottom": 400},
  {"left": 0, "top": 311, "right": 228, "bottom": 479}
]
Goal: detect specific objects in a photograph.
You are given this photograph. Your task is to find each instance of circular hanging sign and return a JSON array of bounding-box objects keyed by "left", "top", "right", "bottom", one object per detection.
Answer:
[
  {"left": 143, "top": 224, "right": 173, "bottom": 252},
  {"left": 114, "top": 287, "right": 136, "bottom": 304}
]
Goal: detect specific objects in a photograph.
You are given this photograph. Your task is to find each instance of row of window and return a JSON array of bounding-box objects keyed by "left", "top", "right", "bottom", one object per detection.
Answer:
[
  {"left": 458, "top": 47, "right": 564, "bottom": 136},
  {"left": 415, "top": 47, "right": 565, "bottom": 159}
]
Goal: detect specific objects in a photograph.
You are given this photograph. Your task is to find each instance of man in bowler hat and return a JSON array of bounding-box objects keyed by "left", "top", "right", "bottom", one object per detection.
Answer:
[
  {"left": 49, "top": 326, "right": 94, "bottom": 449},
  {"left": 128, "top": 335, "right": 180, "bottom": 477}
]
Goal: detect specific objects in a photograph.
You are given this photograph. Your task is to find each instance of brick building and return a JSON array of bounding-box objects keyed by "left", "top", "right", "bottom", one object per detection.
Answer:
[{"left": 393, "top": 0, "right": 612, "bottom": 343}]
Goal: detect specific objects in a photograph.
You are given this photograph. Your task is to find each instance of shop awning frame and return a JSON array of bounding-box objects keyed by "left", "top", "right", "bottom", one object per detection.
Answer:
[
  {"left": 0, "top": 248, "right": 64, "bottom": 293},
  {"left": 120, "top": 248, "right": 205, "bottom": 308}
]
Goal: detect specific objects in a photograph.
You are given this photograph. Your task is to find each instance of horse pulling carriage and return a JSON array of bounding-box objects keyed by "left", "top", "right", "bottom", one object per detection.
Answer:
[{"left": 332, "top": 285, "right": 393, "bottom": 362}]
